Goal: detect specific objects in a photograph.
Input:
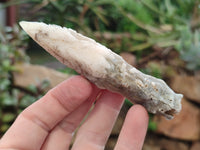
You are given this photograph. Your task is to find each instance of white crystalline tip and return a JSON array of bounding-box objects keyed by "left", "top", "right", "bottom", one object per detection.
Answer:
[
  {"left": 20, "top": 21, "right": 183, "bottom": 119},
  {"left": 20, "top": 21, "right": 113, "bottom": 77}
]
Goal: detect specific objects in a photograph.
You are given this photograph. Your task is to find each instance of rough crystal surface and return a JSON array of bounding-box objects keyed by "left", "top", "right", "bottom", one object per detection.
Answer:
[{"left": 20, "top": 21, "right": 183, "bottom": 119}]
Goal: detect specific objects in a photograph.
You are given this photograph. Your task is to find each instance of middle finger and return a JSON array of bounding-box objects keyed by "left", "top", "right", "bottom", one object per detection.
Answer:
[{"left": 72, "top": 90, "right": 125, "bottom": 150}]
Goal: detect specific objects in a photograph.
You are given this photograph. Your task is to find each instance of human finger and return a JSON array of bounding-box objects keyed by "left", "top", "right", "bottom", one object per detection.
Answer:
[
  {"left": 114, "top": 105, "right": 149, "bottom": 150},
  {"left": 41, "top": 85, "right": 101, "bottom": 150},
  {"left": 0, "top": 76, "right": 93, "bottom": 150},
  {"left": 72, "top": 90, "right": 125, "bottom": 150}
]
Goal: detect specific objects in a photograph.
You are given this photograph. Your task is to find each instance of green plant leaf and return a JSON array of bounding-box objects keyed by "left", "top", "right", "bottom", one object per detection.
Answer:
[
  {"left": 129, "top": 42, "right": 152, "bottom": 52},
  {"left": 124, "top": 98, "right": 133, "bottom": 107},
  {"left": 2, "top": 113, "right": 16, "bottom": 123},
  {"left": 0, "top": 124, "right": 10, "bottom": 133},
  {"left": 148, "top": 120, "right": 157, "bottom": 131}
]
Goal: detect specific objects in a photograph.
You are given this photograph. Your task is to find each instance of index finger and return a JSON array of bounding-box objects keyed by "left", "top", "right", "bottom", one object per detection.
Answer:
[{"left": 0, "top": 76, "right": 93, "bottom": 150}]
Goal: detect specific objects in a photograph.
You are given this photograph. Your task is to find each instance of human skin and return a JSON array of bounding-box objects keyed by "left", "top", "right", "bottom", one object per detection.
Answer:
[{"left": 0, "top": 76, "right": 148, "bottom": 150}]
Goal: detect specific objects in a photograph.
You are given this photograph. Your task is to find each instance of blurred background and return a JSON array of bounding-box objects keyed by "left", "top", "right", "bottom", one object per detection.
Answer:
[{"left": 0, "top": 0, "right": 200, "bottom": 149}]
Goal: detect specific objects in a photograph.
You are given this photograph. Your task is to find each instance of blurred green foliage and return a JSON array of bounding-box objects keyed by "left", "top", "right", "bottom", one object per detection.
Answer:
[
  {"left": 0, "top": 26, "right": 29, "bottom": 110},
  {"left": 58, "top": 67, "right": 78, "bottom": 75},
  {"left": 148, "top": 114, "right": 157, "bottom": 131},
  {"left": 6, "top": 0, "right": 199, "bottom": 70},
  {"left": 177, "top": 29, "right": 200, "bottom": 70},
  {"left": 0, "top": 26, "right": 49, "bottom": 135},
  {"left": 141, "top": 62, "right": 163, "bottom": 79}
]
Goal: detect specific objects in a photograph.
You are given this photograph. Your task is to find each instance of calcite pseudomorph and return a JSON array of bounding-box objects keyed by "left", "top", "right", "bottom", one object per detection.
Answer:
[{"left": 20, "top": 21, "right": 183, "bottom": 119}]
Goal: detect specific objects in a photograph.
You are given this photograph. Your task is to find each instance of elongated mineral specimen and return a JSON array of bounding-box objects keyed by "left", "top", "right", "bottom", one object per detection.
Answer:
[{"left": 19, "top": 21, "right": 183, "bottom": 119}]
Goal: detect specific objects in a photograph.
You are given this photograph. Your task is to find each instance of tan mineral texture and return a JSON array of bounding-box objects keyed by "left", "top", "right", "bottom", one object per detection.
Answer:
[{"left": 19, "top": 21, "right": 183, "bottom": 119}]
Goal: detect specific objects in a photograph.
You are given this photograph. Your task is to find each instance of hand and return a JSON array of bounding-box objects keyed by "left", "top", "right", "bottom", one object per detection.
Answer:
[{"left": 0, "top": 76, "right": 148, "bottom": 150}]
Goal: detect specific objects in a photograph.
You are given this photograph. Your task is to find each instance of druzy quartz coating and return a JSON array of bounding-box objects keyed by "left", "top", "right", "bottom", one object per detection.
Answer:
[{"left": 20, "top": 21, "right": 183, "bottom": 119}]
